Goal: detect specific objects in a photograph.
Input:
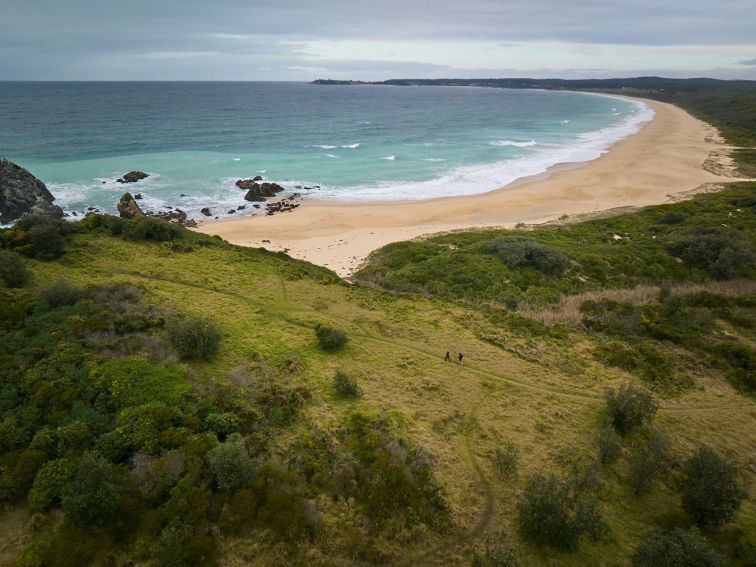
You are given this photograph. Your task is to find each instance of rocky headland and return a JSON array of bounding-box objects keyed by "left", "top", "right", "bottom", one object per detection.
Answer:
[{"left": 0, "top": 158, "right": 63, "bottom": 224}]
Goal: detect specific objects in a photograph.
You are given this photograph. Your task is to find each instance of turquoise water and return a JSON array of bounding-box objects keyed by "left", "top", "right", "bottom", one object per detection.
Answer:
[{"left": 0, "top": 82, "right": 652, "bottom": 220}]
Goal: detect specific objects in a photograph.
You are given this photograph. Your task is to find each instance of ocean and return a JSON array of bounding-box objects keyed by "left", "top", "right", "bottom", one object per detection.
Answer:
[{"left": 0, "top": 82, "right": 653, "bottom": 220}]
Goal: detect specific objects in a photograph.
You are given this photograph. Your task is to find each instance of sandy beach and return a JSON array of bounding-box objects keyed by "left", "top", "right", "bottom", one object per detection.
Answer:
[{"left": 196, "top": 98, "right": 737, "bottom": 277}]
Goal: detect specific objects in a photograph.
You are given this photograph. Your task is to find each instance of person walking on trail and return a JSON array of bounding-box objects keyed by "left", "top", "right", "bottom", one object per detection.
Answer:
[
  {"left": 458, "top": 352, "right": 464, "bottom": 364},
  {"left": 444, "top": 351, "right": 451, "bottom": 362}
]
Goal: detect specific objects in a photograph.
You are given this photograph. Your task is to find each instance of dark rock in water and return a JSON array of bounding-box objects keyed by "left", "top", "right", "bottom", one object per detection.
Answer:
[
  {"left": 241, "top": 181, "right": 285, "bottom": 202},
  {"left": 117, "top": 171, "right": 149, "bottom": 184},
  {"left": 253, "top": 204, "right": 260, "bottom": 209},
  {"left": 184, "top": 219, "right": 198, "bottom": 228},
  {"left": 180, "top": 193, "right": 187, "bottom": 197},
  {"left": 133, "top": 193, "right": 143, "bottom": 200},
  {"left": 227, "top": 209, "right": 236, "bottom": 214},
  {"left": 237, "top": 205, "right": 245, "bottom": 210},
  {"left": 253, "top": 175, "right": 263, "bottom": 182},
  {"left": 153, "top": 208, "right": 187, "bottom": 223},
  {"left": 0, "top": 158, "right": 63, "bottom": 223},
  {"left": 236, "top": 179, "right": 258, "bottom": 190},
  {"left": 200, "top": 207, "right": 212, "bottom": 217},
  {"left": 117, "top": 192, "right": 145, "bottom": 219}
]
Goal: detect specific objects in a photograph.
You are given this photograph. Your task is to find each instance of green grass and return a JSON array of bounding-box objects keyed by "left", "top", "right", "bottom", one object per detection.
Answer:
[{"left": 0, "top": 209, "right": 753, "bottom": 566}]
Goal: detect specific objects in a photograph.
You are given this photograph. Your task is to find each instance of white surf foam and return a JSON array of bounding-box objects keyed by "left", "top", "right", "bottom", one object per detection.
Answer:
[
  {"left": 315, "top": 97, "right": 654, "bottom": 202},
  {"left": 381, "top": 155, "right": 396, "bottom": 161},
  {"left": 490, "top": 140, "right": 537, "bottom": 147}
]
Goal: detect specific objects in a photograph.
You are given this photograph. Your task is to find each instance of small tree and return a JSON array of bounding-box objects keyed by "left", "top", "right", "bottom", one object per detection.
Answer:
[
  {"left": 628, "top": 430, "right": 668, "bottom": 496},
  {"left": 0, "top": 249, "right": 31, "bottom": 288},
  {"left": 632, "top": 528, "right": 722, "bottom": 567},
  {"left": 605, "top": 383, "right": 658, "bottom": 434},
  {"left": 682, "top": 447, "right": 745, "bottom": 529},
  {"left": 333, "top": 370, "right": 360, "bottom": 398},
  {"left": 168, "top": 316, "right": 222, "bottom": 360},
  {"left": 208, "top": 433, "right": 255, "bottom": 492},
  {"left": 518, "top": 473, "right": 605, "bottom": 550},
  {"left": 596, "top": 426, "right": 622, "bottom": 466},
  {"left": 314, "top": 323, "right": 348, "bottom": 351}
]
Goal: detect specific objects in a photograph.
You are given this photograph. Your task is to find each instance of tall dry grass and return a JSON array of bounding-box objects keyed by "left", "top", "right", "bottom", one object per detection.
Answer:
[{"left": 522, "top": 279, "right": 756, "bottom": 324}]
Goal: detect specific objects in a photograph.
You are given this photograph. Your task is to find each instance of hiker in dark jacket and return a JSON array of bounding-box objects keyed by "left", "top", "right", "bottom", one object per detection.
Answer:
[{"left": 458, "top": 352, "right": 464, "bottom": 364}]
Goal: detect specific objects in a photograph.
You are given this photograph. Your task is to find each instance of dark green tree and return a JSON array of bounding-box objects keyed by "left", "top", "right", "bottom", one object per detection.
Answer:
[
  {"left": 682, "top": 447, "right": 745, "bottom": 529},
  {"left": 632, "top": 528, "right": 722, "bottom": 567}
]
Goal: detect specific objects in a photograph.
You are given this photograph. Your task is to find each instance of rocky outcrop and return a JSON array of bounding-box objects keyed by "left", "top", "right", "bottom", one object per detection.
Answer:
[
  {"left": 0, "top": 158, "right": 63, "bottom": 223},
  {"left": 239, "top": 181, "right": 285, "bottom": 202},
  {"left": 200, "top": 207, "right": 212, "bottom": 217},
  {"left": 117, "top": 171, "right": 149, "bottom": 184},
  {"left": 153, "top": 208, "right": 187, "bottom": 223},
  {"left": 117, "top": 192, "right": 145, "bottom": 219}
]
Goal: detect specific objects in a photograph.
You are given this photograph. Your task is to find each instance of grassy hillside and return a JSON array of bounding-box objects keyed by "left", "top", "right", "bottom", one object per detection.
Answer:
[{"left": 0, "top": 188, "right": 754, "bottom": 566}]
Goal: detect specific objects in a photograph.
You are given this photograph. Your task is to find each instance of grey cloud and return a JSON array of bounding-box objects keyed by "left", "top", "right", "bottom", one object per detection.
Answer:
[{"left": 1, "top": 1, "right": 756, "bottom": 80}]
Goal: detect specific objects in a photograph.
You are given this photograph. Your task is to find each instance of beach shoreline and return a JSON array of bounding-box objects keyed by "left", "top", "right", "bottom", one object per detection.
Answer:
[{"left": 195, "top": 98, "right": 737, "bottom": 277}]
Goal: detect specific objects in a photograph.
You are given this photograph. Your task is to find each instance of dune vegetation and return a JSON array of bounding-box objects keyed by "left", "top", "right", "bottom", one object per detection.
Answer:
[{"left": 0, "top": 180, "right": 753, "bottom": 566}]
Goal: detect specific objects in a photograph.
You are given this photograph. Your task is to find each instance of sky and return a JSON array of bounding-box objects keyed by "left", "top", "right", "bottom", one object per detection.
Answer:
[{"left": 1, "top": 0, "right": 755, "bottom": 81}]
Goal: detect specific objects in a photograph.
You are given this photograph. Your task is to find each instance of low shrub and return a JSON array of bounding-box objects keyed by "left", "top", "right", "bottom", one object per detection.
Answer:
[
  {"left": 0, "top": 249, "right": 31, "bottom": 288},
  {"left": 123, "top": 217, "right": 183, "bottom": 242},
  {"left": 486, "top": 237, "right": 569, "bottom": 276},
  {"left": 628, "top": 430, "right": 669, "bottom": 495},
  {"left": 168, "top": 316, "right": 222, "bottom": 360},
  {"left": 333, "top": 370, "right": 360, "bottom": 398},
  {"left": 596, "top": 426, "right": 622, "bottom": 466},
  {"left": 682, "top": 447, "right": 745, "bottom": 529},
  {"left": 632, "top": 528, "right": 722, "bottom": 567},
  {"left": 657, "top": 211, "right": 688, "bottom": 225},
  {"left": 37, "top": 280, "right": 84, "bottom": 308},
  {"left": 493, "top": 442, "right": 519, "bottom": 478},
  {"left": 472, "top": 530, "right": 519, "bottom": 567},
  {"left": 314, "top": 323, "right": 348, "bottom": 351},
  {"left": 517, "top": 473, "right": 605, "bottom": 550},
  {"left": 605, "top": 383, "right": 658, "bottom": 434},
  {"left": 208, "top": 433, "right": 255, "bottom": 492},
  {"left": 14, "top": 215, "right": 71, "bottom": 260}
]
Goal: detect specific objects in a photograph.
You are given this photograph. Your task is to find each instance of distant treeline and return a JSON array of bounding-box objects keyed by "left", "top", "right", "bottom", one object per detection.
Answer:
[{"left": 312, "top": 76, "right": 756, "bottom": 146}]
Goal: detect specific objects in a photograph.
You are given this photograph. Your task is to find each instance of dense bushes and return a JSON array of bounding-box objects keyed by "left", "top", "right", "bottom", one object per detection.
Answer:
[
  {"left": 668, "top": 227, "right": 754, "bottom": 279},
  {"left": 60, "top": 451, "right": 121, "bottom": 526},
  {"left": 168, "top": 316, "right": 222, "bottom": 360},
  {"left": 82, "top": 214, "right": 184, "bottom": 242},
  {"left": 605, "top": 383, "right": 658, "bottom": 434},
  {"left": 517, "top": 473, "right": 604, "bottom": 550},
  {"left": 0, "top": 215, "right": 72, "bottom": 260},
  {"left": 682, "top": 447, "right": 745, "bottom": 529},
  {"left": 632, "top": 528, "right": 722, "bottom": 567},
  {"left": 486, "top": 236, "right": 569, "bottom": 275},
  {"left": 0, "top": 249, "right": 30, "bottom": 287},
  {"left": 314, "top": 323, "right": 348, "bottom": 351}
]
